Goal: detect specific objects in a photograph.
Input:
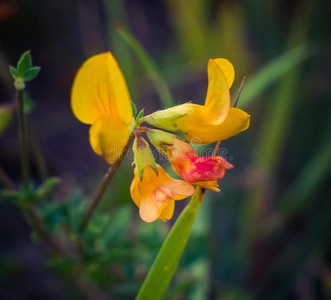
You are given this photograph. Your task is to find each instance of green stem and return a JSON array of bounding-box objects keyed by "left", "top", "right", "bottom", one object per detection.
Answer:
[
  {"left": 16, "top": 89, "right": 30, "bottom": 190},
  {"left": 136, "top": 188, "right": 205, "bottom": 300},
  {"left": 79, "top": 134, "right": 134, "bottom": 232}
]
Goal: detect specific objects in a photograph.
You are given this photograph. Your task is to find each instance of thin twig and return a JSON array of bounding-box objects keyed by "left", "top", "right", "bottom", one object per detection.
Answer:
[
  {"left": 79, "top": 134, "right": 135, "bottom": 232},
  {"left": 212, "top": 141, "right": 221, "bottom": 156},
  {"left": 0, "top": 165, "right": 15, "bottom": 190},
  {"left": 16, "top": 89, "right": 30, "bottom": 189},
  {"left": 233, "top": 76, "right": 246, "bottom": 108}
]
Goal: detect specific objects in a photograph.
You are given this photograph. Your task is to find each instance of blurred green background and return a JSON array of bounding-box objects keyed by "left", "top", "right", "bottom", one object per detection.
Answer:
[{"left": 0, "top": 0, "right": 330, "bottom": 299}]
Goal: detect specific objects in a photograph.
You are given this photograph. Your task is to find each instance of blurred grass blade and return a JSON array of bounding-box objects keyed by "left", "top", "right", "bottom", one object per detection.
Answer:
[
  {"left": 265, "top": 132, "right": 331, "bottom": 234},
  {"left": 136, "top": 188, "right": 204, "bottom": 300},
  {"left": 240, "top": 43, "right": 314, "bottom": 108},
  {"left": 117, "top": 25, "right": 175, "bottom": 108}
]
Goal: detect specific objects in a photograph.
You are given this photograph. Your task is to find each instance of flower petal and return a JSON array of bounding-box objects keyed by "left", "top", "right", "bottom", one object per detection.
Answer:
[
  {"left": 89, "top": 115, "right": 130, "bottom": 164},
  {"left": 212, "top": 58, "right": 235, "bottom": 88},
  {"left": 185, "top": 107, "right": 250, "bottom": 144},
  {"left": 71, "top": 52, "right": 132, "bottom": 125},
  {"left": 204, "top": 59, "right": 231, "bottom": 124},
  {"left": 158, "top": 200, "right": 175, "bottom": 221},
  {"left": 139, "top": 198, "right": 159, "bottom": 223}
]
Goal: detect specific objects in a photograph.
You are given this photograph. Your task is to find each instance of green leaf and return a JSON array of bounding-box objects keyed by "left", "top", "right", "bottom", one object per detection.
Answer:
[
  {"left": 35, "top": 177, "right": 60, "bottom": 199},
  {"left": 135, "top": 109, "right": 145, "bottom": 122},
  {"left": 136, "top": 188, "right": 203, "bottom": 300},
  {"left": 239, "top": 43, "right": 315, "bottom": 108},
  {"left": 9, "top": 66, "right": 19, "bottom": 79},
  {"left": 23, "top": 67, "right": 40, "bottom": 82},
  {"left": 117, "top": 25, "right": 175, "bottom": 108},
  {"left": 17, "top": 51, "right": 32, "bottom": 75},
  {"left": 131, "top": 101, "right": 137, "bottom": 117}
]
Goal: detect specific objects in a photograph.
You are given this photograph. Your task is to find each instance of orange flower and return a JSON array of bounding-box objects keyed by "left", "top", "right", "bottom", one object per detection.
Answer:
[
  {"left": 130, "top": 164, "right": 195, "bottom": 222},
  {"left": 146, "top": 129, "right": 233, "bottom": 192}
]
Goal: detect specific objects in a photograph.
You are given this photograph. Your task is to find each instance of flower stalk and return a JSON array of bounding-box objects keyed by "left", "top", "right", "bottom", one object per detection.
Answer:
[
  {"left": 16, "top": 89, "right": 30, "bottom": 190},
  {"left": 79, "top": 134, "right": 135, "bottom": 232}
]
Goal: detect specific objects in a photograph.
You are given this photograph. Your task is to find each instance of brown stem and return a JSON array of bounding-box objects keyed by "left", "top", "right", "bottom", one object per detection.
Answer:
[
  {"left": 0, "top": 165, "right": 15, "bottom": 190},
  {"left": 233, "top": 76, "right": 246, "bottom": 108},
  {"left": 79, "top": 134, "right": 134, "bottom": 232}
]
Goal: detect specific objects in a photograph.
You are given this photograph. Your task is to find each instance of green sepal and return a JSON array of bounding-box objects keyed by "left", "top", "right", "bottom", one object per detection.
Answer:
[
  {"left": 23, "top": 67, "right": 41, "bottom": 82},
  {"left": 133, "top": 134, "right": 158, "bottom": 181},
  {"left": 146, "top": 129, "right": 187, "bottom": 157},
  {"left": 144, "top": 110, "right": 186, "bottom": 132},
  {"left": 135, "top": 109, "right": 145, "bottom": 122},
  {"left": 17, "top": 51, "right": 32, "bottom": 75},
  {"left": 131, "top": 100, "right": 137, "bottom": 117}
]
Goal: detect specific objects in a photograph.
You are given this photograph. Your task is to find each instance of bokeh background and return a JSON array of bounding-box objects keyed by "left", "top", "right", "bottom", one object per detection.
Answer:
[{"left": 0, "top": 0, "right": 330, "bottom": 299}]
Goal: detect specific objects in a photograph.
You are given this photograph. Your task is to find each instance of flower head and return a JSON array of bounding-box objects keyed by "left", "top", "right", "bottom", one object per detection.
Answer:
[
  {"left": 144, "top": 58, "right": 250, "bottom": 144},
  {"left": 130, "top": 164, "right": 195, "bottom": 222},
  {"left": 146, "top": 129, "right": 233, "bottom": 192},
  {"left": 71, "top": 52, "right": 133, "bottom": 163}
]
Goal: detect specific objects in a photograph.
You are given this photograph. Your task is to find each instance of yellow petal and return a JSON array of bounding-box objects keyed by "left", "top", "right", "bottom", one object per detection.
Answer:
[
  {"left": 212, "top": 58, "right": 235, "bottom": 88},
  {"left": 89, "top": 115, "right": 130, "bottom": 164},
  {"left": 204, "top": 59, "right": 231, "bottom": 124},
  {"left": 185, "top": 107, "right": 250, "bottom": 144},
  {"left": 158, "top": 200, "right": 175, "bottom": 221},
  {"left": 71, "top": 52, "right": 132, "bottom": 125}
]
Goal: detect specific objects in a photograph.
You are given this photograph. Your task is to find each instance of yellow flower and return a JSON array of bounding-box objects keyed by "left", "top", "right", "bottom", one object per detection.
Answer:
[
  {"left": 130, "top": 164, "right": 195, "bottom": 223},
  {"left": 144, "top": 58, "right": 250, "bottom": 144},
  {"left": 71, "top": 52, "right": 133, "bottom": 163}
]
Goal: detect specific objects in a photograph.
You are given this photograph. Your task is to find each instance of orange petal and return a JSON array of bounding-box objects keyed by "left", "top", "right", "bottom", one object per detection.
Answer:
[
  {"left": 139, "top": 198, "right": 159, "bottom": 223},
  {"left": 158, "top": 200, "right": 175, "bottom": 221}
]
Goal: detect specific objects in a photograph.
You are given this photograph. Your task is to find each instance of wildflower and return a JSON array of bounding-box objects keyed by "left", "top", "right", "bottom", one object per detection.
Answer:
[
  {"left": 144, "top": 58, "right": 250, "bottom": 144},
  {"left": 131, "top": 129, "right": 194, "bottom": 222},
  {"left": 130, "top": 164, "right": 195, "bottom": 222},
  {"left": 146, "top": 129, "right": 233, "bottom": 192},
  {"left": 71, "top": 52, "right": 133, "bottom": 163}
]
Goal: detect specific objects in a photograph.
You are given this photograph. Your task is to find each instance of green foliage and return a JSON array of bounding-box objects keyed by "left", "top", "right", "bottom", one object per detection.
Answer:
[
  {"left": 136, "top": 189, "right": 202, "bottom": 300},
  {"left": 9, "top": 51, "right": 40, "bottom": 90},
  {"left": 2, "top": 177, "right": 60, "bottom": 207}
]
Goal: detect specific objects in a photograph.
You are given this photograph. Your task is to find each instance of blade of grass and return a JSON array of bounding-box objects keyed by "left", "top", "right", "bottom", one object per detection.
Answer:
[
  {"left": 240, "top": 43, "right": 315, "bottom": 109},
  {"left": 116, "top": 25, "right": 175, "bottom": 108},
  {"left": 136, "top": 188, "right": 204, "bottom": 300}
]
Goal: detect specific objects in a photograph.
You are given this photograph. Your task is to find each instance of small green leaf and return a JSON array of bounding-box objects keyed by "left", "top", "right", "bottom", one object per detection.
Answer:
[
  {"left": 23, "top": 67, "right": 40, "bottom": 82},
  {"left": 17, "top": 51, "right": 32, "bottom": 75},
  {"left": 35, "top": 177, "right": 60, "bottom": 199},
  {"left": 135, "top": 109, "right": 145, "bottom": 122},
  {"left": 9, "top": 66, "right": 19, "bottom": 79},
  {"left": 131, "top": 101, "right": 137, "bottom": 117}
]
